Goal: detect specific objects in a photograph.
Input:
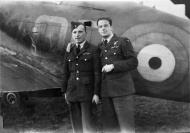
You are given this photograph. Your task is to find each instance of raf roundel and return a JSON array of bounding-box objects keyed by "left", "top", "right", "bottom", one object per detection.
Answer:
[
  {"left": 122, "top": 22, "right": 189, "bottom": 99},
  {"left": 137, "top": 44, "right": 175, "bottom": 82}
]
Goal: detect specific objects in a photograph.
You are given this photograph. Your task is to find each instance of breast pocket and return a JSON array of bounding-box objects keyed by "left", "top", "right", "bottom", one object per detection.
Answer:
[
  {"left": 110, "top": 46, "right": 121, "bottom": 56},
  {"left": 68, "top": 58, "right": 75, "bottom": 62},
  {"left": 79, "top": 54, "right": 92, "bottom": 62},
  {"left": 67, "top": 57, "right": 75, "bottom": 70}
]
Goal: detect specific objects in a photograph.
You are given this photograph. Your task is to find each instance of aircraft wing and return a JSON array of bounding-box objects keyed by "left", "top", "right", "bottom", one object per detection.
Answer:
[{"left": 0, "top": 46, "right": 62, "bottom": 97}]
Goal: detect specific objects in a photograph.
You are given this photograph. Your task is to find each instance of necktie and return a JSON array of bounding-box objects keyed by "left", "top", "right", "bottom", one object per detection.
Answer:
[
  {"left": 104, "top": 40, "right": 108, "bottom": 46},
  {"left": 76, "top": 44, "right": 80, "bottom": 54}
]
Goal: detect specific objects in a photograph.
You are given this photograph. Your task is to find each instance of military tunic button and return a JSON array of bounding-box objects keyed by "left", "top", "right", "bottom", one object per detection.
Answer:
[
  {"left": 76, "top": 56, "right": 78, "bottom": 59},
  {"left": 76, "top": 64, "right": 78, "bottom": 66},
  {"left": 76, "top": 77, "right": 79, "bottom": 80},
  {"left": 114, "top": 53, "right": 116, "bottom": 55},
  {"left": 68, "top": 59, "right": 71, "bottom": 62},
  {"left": 105, "top": 57, "right": 108, "bottom": 60},
  {"left": 76, "top": 70, "right": 79, "bottom": 73},
  {"left": 105, "top": 50, "right": 107, "bottom": 52},
  {"left": 84, "top": 59, "right": 87, "bottom": 61}
]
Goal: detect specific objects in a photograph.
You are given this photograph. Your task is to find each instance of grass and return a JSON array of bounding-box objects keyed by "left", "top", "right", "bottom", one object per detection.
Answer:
[{"left": 2, "top": 95, "right": 190, "bottom": 132}]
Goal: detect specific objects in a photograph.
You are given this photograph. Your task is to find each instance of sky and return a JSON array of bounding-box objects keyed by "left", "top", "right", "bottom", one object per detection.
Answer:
[{"left": 0, "top": 0, "right": 187, "bottom": 19}]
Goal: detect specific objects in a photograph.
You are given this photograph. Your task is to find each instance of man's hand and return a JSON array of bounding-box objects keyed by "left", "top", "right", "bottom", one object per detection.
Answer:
[
  {"left": 64, "top": 93, "right": 70, "bottom": 104},
  {"left": 102, "top": 64, "right": 114, "bottom": 73},
  {"left": 92, "top": 94, "right": 100, "bottom": 104}
]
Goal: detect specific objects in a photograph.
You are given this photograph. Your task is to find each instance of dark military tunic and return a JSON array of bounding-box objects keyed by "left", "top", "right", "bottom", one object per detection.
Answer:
[
  {"left": 62, "top": 41, "right": 101, "bottom": 102},
  {"left": 99, "top": 34, "right": 138, "bottom": 98}
]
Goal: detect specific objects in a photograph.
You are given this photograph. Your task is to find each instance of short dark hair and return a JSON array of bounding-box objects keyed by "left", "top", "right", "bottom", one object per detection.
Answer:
[
  {"left": 71, "top": 21, "right": 86, "bottom": 32},
  {"left": 97, "top": 17, "right": 112, "bottom": 26}
]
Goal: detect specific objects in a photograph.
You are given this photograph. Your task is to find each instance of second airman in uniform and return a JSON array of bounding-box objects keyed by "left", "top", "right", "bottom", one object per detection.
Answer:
[{"left": 97, "top": 17, "right": 138, "bottom": 133}]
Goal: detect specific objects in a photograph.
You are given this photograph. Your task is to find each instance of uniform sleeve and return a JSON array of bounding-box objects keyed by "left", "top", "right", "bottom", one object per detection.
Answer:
[
  {"left": 61, "top": 51, "right": 69, "bottom": 93},
  {"left": 92, "top": 47, "right": 101, "bottom": 96},
  {"left": 113, "top": 38, "right": 138, "bottom": 72}
]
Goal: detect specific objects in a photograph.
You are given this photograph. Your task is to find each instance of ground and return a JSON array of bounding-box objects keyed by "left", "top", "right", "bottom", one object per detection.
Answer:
[{"left": 2, "top": 95, "right": 190, "bottom": 133}]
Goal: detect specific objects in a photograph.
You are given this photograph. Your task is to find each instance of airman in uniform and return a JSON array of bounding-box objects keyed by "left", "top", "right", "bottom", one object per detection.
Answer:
[
  {"left": 61, "top": 22, "right": 101, "bottom": 133},
  {"left": 97, "top": 17, "right": 138, "bottom": 133}
]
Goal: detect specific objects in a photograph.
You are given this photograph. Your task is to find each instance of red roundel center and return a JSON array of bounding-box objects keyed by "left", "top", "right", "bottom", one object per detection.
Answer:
[{"left": 149, "top": 57, "right": 162, "bottom": 70}]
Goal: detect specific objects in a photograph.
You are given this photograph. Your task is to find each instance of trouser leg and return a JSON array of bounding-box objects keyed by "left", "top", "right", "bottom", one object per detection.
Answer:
[
  {"left": 92, "top": 102, "right": 102, "bottom": 132},
  {"left": 69, "top": 102, "right": 82, "bottom": 133},
  {"left": 113, "top": 95, "right": 135, "bottom": 133},
  {"left": 81, "top": 101, "right": 95, "bottom": 133},
  {"left": 101, "top": 98, "right": 120, "bottom": 133}
]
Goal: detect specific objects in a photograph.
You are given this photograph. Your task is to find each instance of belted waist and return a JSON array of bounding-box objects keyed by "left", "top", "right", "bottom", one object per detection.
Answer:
[{"left": 70, "top": 72, "right": 93, "bottom": 76}]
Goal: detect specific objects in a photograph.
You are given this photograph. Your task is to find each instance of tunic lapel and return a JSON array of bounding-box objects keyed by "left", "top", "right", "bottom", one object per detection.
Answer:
[
  {"left": 68, "top": 43, "right": 77, "bottom": 56},
  {"left": 78, "top": 41, "right": 89, "bottom": 56},
  {"left": 73, "top": 45, "right": 77, "bottom": 56},
  {"left": 108, "top": 34, "right": 118, "bottom": 46}
]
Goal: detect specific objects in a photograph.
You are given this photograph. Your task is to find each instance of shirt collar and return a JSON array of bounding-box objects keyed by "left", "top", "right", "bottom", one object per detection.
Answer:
[
  {"left": 76, "top": 40, "right": 86, "bottom": 49},
  {"left": 102, "top": 33, "right": 114, "bottom": 43}
]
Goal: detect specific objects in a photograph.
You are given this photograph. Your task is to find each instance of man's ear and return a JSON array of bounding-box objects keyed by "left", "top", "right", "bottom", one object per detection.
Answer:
[{"left": 111, "top": 27, "right": 114, "bottom": 32}]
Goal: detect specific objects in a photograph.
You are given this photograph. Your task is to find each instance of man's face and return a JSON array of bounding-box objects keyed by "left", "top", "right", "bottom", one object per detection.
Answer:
[
  {"left": 97, "top": 20, "right": 113, "bottom": 38},
  {"left": 72, "top": 25, "right": 86, "bottom": 44}
]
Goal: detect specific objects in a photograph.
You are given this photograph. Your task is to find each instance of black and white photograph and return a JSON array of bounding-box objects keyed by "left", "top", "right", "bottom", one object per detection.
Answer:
[{"left": 0, "top": 0, "right": 190, "bottom": 132}]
